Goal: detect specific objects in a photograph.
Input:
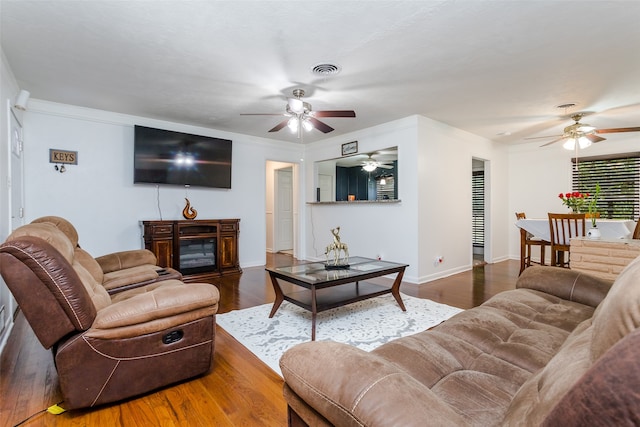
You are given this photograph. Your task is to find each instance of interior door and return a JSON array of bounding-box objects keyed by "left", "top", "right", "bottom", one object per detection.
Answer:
[
  {"left": 318, "top": 174, "right": 333, "bottom": 202},
  {"left": 275, "top": 167, "right": 293, "bottom": 252},
  {"left": 1, "top": 109, "right": 24, "bottom": 345}
]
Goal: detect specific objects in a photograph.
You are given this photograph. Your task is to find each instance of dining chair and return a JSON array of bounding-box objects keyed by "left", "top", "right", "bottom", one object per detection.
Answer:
[
  {"left": 548, "top": 213, "right": 586, "bottom": 268},
  {"left": 515, "top": 212, "right": 549, "bottom": 275}
]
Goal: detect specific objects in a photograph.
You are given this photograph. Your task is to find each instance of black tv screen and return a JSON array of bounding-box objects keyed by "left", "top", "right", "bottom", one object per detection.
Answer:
[{"left": 134, "top": 125, "right": 232, "bottom": 189}]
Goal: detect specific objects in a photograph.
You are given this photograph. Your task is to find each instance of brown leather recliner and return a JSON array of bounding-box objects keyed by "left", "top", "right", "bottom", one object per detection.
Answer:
[
  {"left": 0, "top": 219, "right": 219, "bottom": 410},
  {"left": 31, "top": 215, "right": 182, "bottom": 293}
]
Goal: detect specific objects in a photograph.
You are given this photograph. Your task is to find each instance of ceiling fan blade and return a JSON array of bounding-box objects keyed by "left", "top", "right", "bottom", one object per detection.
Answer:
[
  {"left": 268, "top": 120, "right": 289, "bottom": 132},
  {"left": 595, "top": 127, "right": 640, "bottom": 134},
  {"left": 540, "top": 136, "right": 566, "bottom": 147},
  {"left": 378, "top": 164, "right": 394, "bottom": 169},
  {"left": 585, "top": 134, "right": 606, "bottom": 143},
  {"left": 240, "top": 113, "right": 287, "bottom": 116},
  {"left": 314, "top": 110, "right": 356, "bottom": 118},
  {"left": 524, "top": 134, "right": 563, "bottom": 140},
  {"left": 308, "top": 117, "right": 334, "bottom": 133}
]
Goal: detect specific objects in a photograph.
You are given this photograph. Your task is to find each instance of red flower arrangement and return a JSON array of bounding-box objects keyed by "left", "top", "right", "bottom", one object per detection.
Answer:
[{"left": 558, "top": 191, "right": 589, "bottom": 213}]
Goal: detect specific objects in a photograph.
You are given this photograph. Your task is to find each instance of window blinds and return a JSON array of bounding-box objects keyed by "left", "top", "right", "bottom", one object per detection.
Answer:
[
  {"left": 472, "top": 170, "right": 484, "bottom": 247},
  {"left": 572, "top": 153, "right": 640, "bottom": 220}
]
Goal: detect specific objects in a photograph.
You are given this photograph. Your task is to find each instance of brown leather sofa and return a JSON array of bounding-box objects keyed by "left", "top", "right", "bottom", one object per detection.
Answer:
[
  {"left": 0, "top": 218, "right": 219, "bottom": 410},
  {"left": 31, "top": 215, "right": 181, "bottom": 293},
  {"left": 280, "top": 257, "right": 640, "bottom": 426}
]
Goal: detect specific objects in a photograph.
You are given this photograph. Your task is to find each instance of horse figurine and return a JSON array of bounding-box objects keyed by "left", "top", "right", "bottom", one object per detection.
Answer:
[
  {"left": 325, "top": 241, "right": 349, "bottom": 266},
  {"left": 324, "top": 226, "right": 350, "bottom": 268}
]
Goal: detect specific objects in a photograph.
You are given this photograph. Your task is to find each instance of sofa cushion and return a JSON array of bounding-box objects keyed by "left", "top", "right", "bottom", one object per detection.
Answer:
[
  {"left": 502, "top": 319, "right": 594, "bottom": 426},
  {"left": 281, "top": 341, "right": 469, "bottom": 427},
  {"left": 102, "top": 265, "right": 160, "bottom": 291},
  {"left": 6, "top": 222, "right": 74, "bottom": 262},
  {"left": 503, "top": 256, "right": 640, "bottom": 426},
  {"left": 541, "top": 327, "right": 640, "bottom": 427},
  {"left": 89, "top": 280, "right": 219, "bottom": 339},
  {"left": 106, "top": 280, "right": 219, "bottom": 323},
  {"left": 74, "top": 247, "right": 105, "bottom": 284},
  {"left": 31, "top": 215, "right": 79, "bottom": 247},
  {"left": 72, "top": 258, "right": 112, "bottom": 311},
  {"left": 590, "top": 255, "right": 640, "bottom": 361},
  {"left": 369, "top": 288, "right": 595, "bottom": 426},
  {"left": 95, "top": 249, "right": 157, "bottom": 274},
  {"left": 515, "top": 264, "right": 612, "bottom": 308}
]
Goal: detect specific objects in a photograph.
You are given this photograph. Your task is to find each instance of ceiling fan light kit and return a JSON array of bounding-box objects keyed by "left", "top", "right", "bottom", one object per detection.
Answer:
[
  {"left": 531, "top": 113, "right": 640, "bottom": 149},
  {"left": 577, "top": 124, "right": 596, "bottom": 133},
  {"left": 287, "top": 117, "right": 298, "bottom": 132},
  {"left": 241, "top": 88, "right": 356, "bottom": 138},
  {"left": 562, "top": 137, "right": 592, "bottom": 150},
  {"left": 360, "top": 153, "right": 395, "bottom": 172},
  {"left": 362, "top": 162, "right": 377, "bottom": 172}
]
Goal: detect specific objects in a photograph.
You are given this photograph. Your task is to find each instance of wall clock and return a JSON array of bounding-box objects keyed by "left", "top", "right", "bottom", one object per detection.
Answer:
[{"left": 341, "top": 141, "right": 358, "bottom": 156}]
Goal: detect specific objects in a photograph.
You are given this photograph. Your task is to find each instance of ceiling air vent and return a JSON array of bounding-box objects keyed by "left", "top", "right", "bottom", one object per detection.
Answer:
[{"left": 311, "top": 63, "right": 341, "bottom": 76}]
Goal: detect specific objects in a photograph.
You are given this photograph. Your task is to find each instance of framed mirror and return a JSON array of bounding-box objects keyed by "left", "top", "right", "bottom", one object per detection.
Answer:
[{"left": 315, "top": 147, "right": 398, "bottom": 202}]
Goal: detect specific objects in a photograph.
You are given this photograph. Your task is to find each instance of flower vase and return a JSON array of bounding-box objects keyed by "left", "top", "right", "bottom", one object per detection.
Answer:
[{"left": 587, "top": 226, "right": 601, "bottom": 239}]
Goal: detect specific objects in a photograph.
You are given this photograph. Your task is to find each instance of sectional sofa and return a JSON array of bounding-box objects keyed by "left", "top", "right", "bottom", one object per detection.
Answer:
[{"left": 280, "top": 258, "right": 640, "bottom": 426}]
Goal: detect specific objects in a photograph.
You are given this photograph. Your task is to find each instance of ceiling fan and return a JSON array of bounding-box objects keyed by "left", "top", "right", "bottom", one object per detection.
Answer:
[
  {"left": 529, "top": 113, "right": 640, "bottom": 149},
  {"left": 361, "top": 153, "right": 394, "bottom": 172},
  {"left": 241, "top": 89, "right": 355, "bottom": 138}
]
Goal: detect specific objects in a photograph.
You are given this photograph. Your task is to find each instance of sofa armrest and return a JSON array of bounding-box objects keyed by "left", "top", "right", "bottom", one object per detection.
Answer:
[
  {"left": 95, "top": 249, "right": 157, "bottom": 274},
  {"left": 280, "top": 341, "right": 467, "bottom": 427},
  {"left": 91, "top": 281, "right": 219, "bottom": 334},
  {"left": 516, "top": 266, "right": 613, "bottom": 308}
]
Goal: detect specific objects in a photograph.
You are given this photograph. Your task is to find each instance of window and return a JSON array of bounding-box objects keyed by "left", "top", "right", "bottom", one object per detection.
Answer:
[
  {"left": 375, "top": 175, "right": 395, "bottom": 201},
  {"left": 472, "top": 170, "right": 484, "bottom": 247},
  {"left": 572, "top": 153, "right": 640, "bottom": 220}
]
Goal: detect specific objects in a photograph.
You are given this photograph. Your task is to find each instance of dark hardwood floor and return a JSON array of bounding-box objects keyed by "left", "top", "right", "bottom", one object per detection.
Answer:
[{"left": 0, "top": 254, "right": 520, "bottom": 427}]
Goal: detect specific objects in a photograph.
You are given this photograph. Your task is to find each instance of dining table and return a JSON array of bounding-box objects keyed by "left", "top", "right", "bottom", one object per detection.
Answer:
[{"left": 515, "top": 218, "right": 637, "bottom": 242}]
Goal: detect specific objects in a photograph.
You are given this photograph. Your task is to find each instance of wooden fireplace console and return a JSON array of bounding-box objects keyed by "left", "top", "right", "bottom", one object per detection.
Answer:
[{"left": 142, "top": 219, "right": 241, "bottom": 282}]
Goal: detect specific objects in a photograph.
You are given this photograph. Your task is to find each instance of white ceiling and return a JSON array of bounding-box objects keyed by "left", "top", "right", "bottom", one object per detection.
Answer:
[{"left": 2, "top": 1, "right": 639, "bottom": 145}]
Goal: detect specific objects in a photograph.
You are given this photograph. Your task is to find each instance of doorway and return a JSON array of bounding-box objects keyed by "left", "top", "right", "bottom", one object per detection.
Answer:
[
  {"left": 266, "top": 161, "right": 297, "bottom": 257},
  {"left": 472, "top": 158, "right": 487, "bottom": 266},
  {"left": 275, "top": 167, "right": 293, "bottom": 253}
]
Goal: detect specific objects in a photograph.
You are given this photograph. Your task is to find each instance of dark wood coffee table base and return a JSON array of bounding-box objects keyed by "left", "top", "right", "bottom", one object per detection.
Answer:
[{"left": 267, "top": 262, "right": 406, "bottom": 341}]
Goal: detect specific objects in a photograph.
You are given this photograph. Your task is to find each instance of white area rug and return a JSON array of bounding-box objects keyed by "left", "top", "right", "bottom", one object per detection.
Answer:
[{"left": 217, "top": 293, "right": 463, "bottom": 376}]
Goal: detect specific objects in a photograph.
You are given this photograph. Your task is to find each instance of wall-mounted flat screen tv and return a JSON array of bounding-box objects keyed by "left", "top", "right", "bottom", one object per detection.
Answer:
[{"left": 134, "top": 125, "right": 232, "bottom": 189}]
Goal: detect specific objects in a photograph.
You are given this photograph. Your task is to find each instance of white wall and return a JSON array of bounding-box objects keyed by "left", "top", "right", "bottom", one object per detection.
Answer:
[
  {"left": 22, "top": 100, "right": 304, "bottom": 268},
  {"left": 416, "top": 116, "right": 509, "bottom": 282},
  {"left": 304, "top": 117, "right": 422, "bottom": 280},
  {"left": 303, "top": 115, "right": 509, "bottom": 284},
  {"left": 507, "top": 136, "right": 640, "bottom": 259}
]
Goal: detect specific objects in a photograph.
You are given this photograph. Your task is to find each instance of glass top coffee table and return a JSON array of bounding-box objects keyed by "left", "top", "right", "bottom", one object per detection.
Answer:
[{"left": 266, "top": 256, "right": 408, "bottom": 340}]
